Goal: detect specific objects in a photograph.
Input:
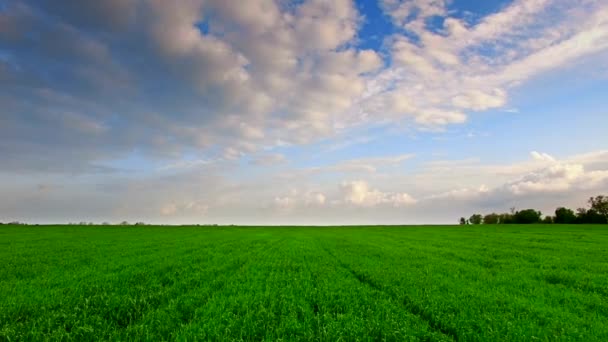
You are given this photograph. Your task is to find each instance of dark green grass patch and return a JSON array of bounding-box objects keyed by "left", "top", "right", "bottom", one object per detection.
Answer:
[{"left": 1, "top": 225, "right": 607, "bottom": 341}]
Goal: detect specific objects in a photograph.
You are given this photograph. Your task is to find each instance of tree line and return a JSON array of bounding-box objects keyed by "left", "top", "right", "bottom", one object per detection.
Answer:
[{"left": 460, "top": 195, "right": 608, "bottom": 225}]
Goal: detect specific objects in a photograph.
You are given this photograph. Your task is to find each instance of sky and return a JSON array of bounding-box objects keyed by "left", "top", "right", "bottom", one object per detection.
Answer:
[{"left": 1, "top": 0, "right": 607, "bottom": 225}]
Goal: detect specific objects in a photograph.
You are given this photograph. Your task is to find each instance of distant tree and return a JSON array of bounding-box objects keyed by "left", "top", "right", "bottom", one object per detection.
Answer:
[
  {"left": 554, "top": 207, "right": 577, "bottom": 224},
  {"left": 102, "top": 222, "right": 110, "bottom": 225},
  {"left": 120, "top": 221, "right": 129, "bottom": 225},
  {"left": 576, "top": 208, "right": 607, "bottom": 224},
  {"left": 499, "top": 213, "right": 515, "bottom": 224},
  {"left": 459, "top": 217, "right": 467, "bottom": 225},
  {"left": 542, "top": 216, "right": 554, "bottom": 224},
  {"left": 587, "top": 210, "right": 607, "bottom": 224},
  {"left": 588, "top": 196, "right": 608, "bottom": 221},
  {"left": 513, "top": 209, "right": 542, "bottom": 224},
  {"left": 469, "top": 214, "right": 483, "bottom": 225},
  {"left": 135, "top": 222, "right": 146, "bottom": 226},
  {"left": 576, "top": 208, "right": 587, "bottom": 223},
  {"left": 483, "top": 213, "right": 500, "bottom": 224}
]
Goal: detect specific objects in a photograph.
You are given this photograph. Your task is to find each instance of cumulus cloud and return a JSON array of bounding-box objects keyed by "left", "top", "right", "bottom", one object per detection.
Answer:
[
  {"left": 364, "top": 0, "right": 608, "bottom": 128},
  {"left": 381, "top": 0, "right": 448, "bottom": 26},
  {"left": 425, "top": 151, "right": 608, "bottom": 205},
  {"left": 0, "top": 0, "right": 383, "bottom": 171},
  {"left": 506, "top": 160, "right": 608, "bottom": 196},
  {"left": 340, "top": 180, "right": 417, "bottom": 207},
  {"left": 1, "top": 1, "right": 607, "bottom": 225},
  {"left": 530, "top": 151, "right": 557, "bottom": 163},
  {"left": 273, "top": 189, "right": 327, "bottom": 211},
  {"left": 305, "top": 192, "right": 327, "bottom": 206},
  {"left": 1, "top": 0, "right": 607, "bottom": 172}
]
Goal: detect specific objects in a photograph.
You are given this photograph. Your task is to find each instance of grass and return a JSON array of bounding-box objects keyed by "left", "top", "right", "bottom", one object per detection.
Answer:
[{"left": 1, "top": 224, "right": 607, "bottom": 341}]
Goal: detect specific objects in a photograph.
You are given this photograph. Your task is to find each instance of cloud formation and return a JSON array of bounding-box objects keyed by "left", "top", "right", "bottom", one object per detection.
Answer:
[
  {"left": 365, "top": 0, "right": 608, "bottom": 127},
  {"left": 1, "top": 1, "right": 607, "bottom": 224},
  {"left": 2, "top": 0, "right": 606, "bottom": 172},
  {"left": 340, "top": 180, "right": 417, "bottom": 207}
]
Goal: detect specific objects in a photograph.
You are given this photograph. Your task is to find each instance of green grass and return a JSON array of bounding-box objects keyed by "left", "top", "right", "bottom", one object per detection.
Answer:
[{"left": 1, "top": 225, "right": 607, "bottom": 341}]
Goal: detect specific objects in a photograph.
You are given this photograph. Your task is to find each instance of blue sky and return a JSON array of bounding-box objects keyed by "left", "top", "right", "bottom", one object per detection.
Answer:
[{"left": 1, "top": 0, "right": 607, "bottom": 224}]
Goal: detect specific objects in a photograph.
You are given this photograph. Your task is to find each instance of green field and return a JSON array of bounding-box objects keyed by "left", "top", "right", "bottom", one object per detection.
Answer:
[{"left": 1, "top": 225, "right": 607, "bottom": 341}]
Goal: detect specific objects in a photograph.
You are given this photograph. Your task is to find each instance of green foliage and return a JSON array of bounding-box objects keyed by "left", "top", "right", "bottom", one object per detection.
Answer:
[
  {"left": 469, "top": 214, "right": 483, "bottom": 225},
  {"left": 483, "top": 213, "right": 500, "bottom": 224},
  {"left": 513, "top": 209, "right": 542, "bottom": 224},
  {"left": 588, "top": 196, "right": 608, "bottom": 220},
  {"left": 499, "top": 211, "right": 516, "bottom": 224},
  {"left": 576, "top": 208, "right": 608, "bottom": 224},
  {"left": 1, "top": 225, "right": 608, "bottom": 341},
  {"left": 465, "top": 195, "right": 608, "bottom": 225},
  {"left": 555, "top": 207, "right": 577, "bottom": 224}
]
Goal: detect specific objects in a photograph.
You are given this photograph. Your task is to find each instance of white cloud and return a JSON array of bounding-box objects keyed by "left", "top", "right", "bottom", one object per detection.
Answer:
[
  {"left": 381, "top": 0, "right": 448, "bottom": 26},
  {"left": 451, "top": 89, "right": 506, "bottom": 111},
  {"left": 340, "top": 180, "right": 417, "bottom": 207},
  {"left": 506, "top": 161, "right": 608, "bottom": 196},
  {"left": 2, "top": 0, "right": 608, "bottom": 171},
  {"left": 367, "top": 0, "right": 608, "bottom": 129},
  {"left": 1, "top": 1, "right": 608, "bottom": 225},
  {"left": 273, "top": 189, "right": 327, "bottom": 211},
  {"left": 530, "top": 151, "right": 556, "bottom": 163},
  {"left": 1, "top": 0, "right": 385, "bottom": 168},
  {"left": 425, "top": 151, "right": 608, "bottom": 202},
  {"left": 3, "top": 148, "right": 607, "bottom": 224},
  {"left": 305, "top": 192, "right": 327, "bottom": 206},
  {"left": 427, "top": 185, "right": 491, "bottom": 201}
]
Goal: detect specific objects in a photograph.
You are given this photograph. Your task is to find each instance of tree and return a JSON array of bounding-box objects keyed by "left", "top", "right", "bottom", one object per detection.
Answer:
[
  {"left": 483, "top": 213, "right": 500, "bottom": 224},
  {"left": 499, "top": 212, "right": 515, "bottom": 224},
  {"left": 513, "top": 209, "right": 542, "bottom": 224},
  {"left": 459, "top": 217, "right": 467, "bottom": 225},
  {"left": 469, "top": 214, "right": 483, "bottom": 225},
  {"left": 554, "top": 207, "right": 577, "bottom": 224},
  {"left": 542, "top": 216, "right": 553, "bottom": 224},
  {"left": 576, "top": 208, "right": 607, "bottom": 224},
  {"left": 588, "top": 196, "right": 608, "bottom": 221}
]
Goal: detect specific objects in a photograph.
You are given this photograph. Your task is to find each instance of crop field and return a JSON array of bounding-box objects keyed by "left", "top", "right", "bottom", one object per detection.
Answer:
[{"left": 1, "top": 225, "right": 607, "bottom": 341}]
